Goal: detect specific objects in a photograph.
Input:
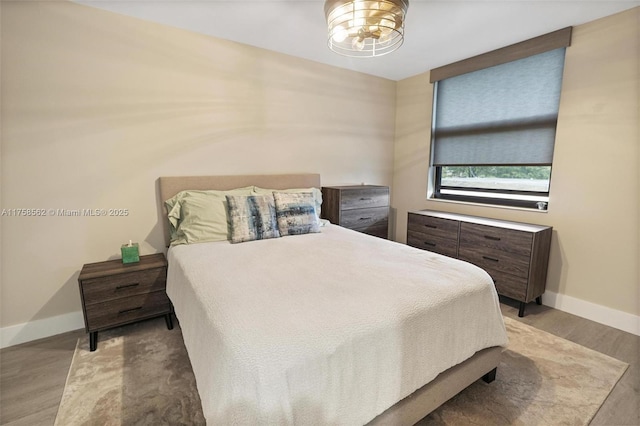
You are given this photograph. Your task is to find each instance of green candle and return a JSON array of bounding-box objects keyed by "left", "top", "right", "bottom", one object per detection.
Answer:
[{"left": 121, "top": 240, "right": 140, "bottom": 264}]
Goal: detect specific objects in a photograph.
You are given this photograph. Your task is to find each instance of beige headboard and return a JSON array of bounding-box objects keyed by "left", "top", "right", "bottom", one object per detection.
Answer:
[{"left": 158, "top": 173, "right": 321, "bottom": 247}]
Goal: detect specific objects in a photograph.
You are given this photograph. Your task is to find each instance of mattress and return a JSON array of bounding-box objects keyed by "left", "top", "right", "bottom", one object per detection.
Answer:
[{"left": 167, "top": 224, "right": 508, "bottom": 425}]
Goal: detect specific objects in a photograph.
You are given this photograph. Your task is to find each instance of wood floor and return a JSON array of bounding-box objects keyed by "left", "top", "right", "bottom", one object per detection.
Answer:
[{"left": 1, "top": 301, "right": 638, "bottom": 425}]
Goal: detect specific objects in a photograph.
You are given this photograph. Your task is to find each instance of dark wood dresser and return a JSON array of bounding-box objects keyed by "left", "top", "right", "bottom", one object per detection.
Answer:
[
  {"left": 78, "top": 253, "right": 173, "bottom": 351},
  {"left": 407, "top": 210, "right": 552, "bottom": 316},
  {"left": 321, "top": 185, "right": 389, "bottom": 239}
]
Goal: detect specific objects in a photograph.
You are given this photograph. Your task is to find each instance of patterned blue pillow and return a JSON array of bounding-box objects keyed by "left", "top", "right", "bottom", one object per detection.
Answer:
[
  {"left": 273, "top": 192, "right": 320, "bottom": 236},
  {"left": 225, "top": 195, "right": 280, "bottom": 243}
]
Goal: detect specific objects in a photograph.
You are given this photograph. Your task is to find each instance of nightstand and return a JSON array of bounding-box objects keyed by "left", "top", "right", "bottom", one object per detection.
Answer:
[
  {"left": 321, "top": 185, "right": 390, "bottom": 239},
  {"left": 78, "top": 253, "right": 173, "bottom": 351}
]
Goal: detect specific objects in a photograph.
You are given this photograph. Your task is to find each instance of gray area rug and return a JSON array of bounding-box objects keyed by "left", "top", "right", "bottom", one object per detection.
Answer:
[
  {"left": 422, "top": 317, "right": 628, "bottom": 425},
  {"left": 54, "top": 318, "right": 205, "bottom": 426},
  {"left": 55, "top": 316, "right": 627, "bottom": 425}
]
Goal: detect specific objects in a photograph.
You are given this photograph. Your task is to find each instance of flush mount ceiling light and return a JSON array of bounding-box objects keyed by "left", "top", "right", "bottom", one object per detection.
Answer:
[{"left": 324, "top": 0, "right": 409, "bottom": 58}]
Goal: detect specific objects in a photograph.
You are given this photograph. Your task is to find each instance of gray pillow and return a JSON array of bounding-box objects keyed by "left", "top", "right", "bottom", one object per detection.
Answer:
[
  {"left": 226, "top": 194, "right": 280, "bottom": 243},
  {"left": 273, "top": 192, "right": 320, "bottom": 236}
]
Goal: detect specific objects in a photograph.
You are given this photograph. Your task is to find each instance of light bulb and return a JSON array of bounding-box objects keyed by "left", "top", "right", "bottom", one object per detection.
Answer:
[
  {"left": 352, "top": 37, "right": 365, "bottom": 51},
  {"left": 332, "top": 27, "right": 348, "bottom": 43}
]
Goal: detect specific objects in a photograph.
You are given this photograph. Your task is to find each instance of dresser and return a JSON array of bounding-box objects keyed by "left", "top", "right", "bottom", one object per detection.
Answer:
[
  {"left": 407, "top": 210, "right": 552, "bottom": 316},
  {"left": 78, "top": 253, "right": 173, "bottom": 351},
  {"left": 321, "top": 185, "right": 389, "bottom": 239}
]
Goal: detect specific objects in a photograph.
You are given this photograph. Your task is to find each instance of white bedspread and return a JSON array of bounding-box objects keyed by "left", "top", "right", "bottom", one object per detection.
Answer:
[{"left": 167, "top": 224, "right": 508, "bottom": 425}]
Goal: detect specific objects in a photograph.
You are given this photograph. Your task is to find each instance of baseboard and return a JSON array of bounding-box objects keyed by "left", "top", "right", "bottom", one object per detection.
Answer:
[
  {"left": 543, "top": 291, "right": 640, "bottom": 336},
  {"left": 0, "top": 311, "right": 85, "bottom": 349}
]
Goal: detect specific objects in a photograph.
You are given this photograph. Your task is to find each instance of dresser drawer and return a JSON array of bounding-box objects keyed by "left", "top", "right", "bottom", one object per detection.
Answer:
[
  {"left": 458, "top": 245, "right": 530, "bottom": 279},
  {"left": 81, "top": 268, "right": 166, "bottom": 305},
  {"left": 459, "top": 222, "right": 532, "bottom": 256},
  {"left": 408, "top": 213, "right": 459, "bottom": 241},
  {"left": 85, "top": 291, "right": 172, "bottom": 331},
  {"left": 341, "top": 206, "right": 389, "bottom": 230},
  {"left": 340, "top": 187, "right": 389, "bottom": 210},
  {"left": 484, "top": 268, "right": 528, "bottom": 301},
  {"left": 360, "top": 224, "right": 389, "bottom": 239},
  {"left": 407, "top": 231, "right": 458, "bottom": 258}
]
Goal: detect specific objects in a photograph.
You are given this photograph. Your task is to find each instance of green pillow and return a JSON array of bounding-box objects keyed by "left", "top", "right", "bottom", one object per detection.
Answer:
[{"left": 165, "top": 187, "right": 253, "bottom": 245}]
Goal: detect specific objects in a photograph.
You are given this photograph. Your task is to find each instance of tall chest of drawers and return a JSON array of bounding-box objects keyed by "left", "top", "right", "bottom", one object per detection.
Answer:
[
  {"left": 321, "top": 185, "right": 389, "bottom": 239},
  {"left": 407, "top": 210, "right": 552, "bottom": 316}
]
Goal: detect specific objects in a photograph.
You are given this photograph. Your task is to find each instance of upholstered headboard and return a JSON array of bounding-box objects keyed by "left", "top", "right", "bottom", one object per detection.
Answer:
[{"left": 158, "top": 173, "right": 321, "bottom": 247}]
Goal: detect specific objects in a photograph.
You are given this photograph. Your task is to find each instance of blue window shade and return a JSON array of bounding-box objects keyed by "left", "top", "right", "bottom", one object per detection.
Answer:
[{"left": 432, "top": 48, "right": 566, "bottom": 166}]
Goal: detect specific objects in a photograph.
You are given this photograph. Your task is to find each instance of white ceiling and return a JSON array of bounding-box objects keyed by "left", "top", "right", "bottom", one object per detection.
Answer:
[{"left": 73, "top": 0, "right": 639, "bottom": 81}]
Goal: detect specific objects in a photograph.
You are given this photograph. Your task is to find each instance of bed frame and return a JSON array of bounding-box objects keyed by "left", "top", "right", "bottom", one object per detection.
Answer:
[{"left": 158, "top": 173, "right": 502, "bottom": 425}]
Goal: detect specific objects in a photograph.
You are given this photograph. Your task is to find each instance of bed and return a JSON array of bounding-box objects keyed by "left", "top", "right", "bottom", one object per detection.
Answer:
[{"left": 159, "top": 173, "right": 508, "bottom": 425}]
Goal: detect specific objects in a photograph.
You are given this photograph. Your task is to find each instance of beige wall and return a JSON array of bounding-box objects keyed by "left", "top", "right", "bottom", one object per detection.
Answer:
[
  {"left": 392, "top": 8, "right": 639, "bottom": 317},
  {"left": 0, "top": 1, "right": 396, "bottom": 328},
  {"left": 1, "top": 1, "right": 637, "bottom": 335}
]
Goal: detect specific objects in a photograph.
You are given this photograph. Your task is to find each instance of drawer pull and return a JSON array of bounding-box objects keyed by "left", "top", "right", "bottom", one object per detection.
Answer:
[
  {"left": 115, "top": 283, "right": 139, "bottom": 290},
  {"left": 484, "top": 235, "right": 501, "bottom": 241},
  {"left": 359, "top": 217, "right": 372, "bottom": 221},
  {"left": 359, "top": 197, "right": 372, "bottom": 201},
  {"left": 424, "top": 224, "right": 437, "bottom": 229},
  {"left": 118, "top": 306, "right": 142, "bottom": 315},
  {"left": 483, "top": 256, "right": 499, "bottom": 262},
  {"left": 424, "top": 241, "right": 436, "bottom": 247}
]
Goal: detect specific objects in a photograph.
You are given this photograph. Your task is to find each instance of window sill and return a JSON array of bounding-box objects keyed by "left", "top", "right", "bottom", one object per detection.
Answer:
[{"left": 428, "top": 196, "right": 549, "bottom": 213}]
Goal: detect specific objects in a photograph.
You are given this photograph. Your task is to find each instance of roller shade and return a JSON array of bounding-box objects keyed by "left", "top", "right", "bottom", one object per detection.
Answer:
[{"left": 432, "top": 48, "right": 566, "bottom": 167}]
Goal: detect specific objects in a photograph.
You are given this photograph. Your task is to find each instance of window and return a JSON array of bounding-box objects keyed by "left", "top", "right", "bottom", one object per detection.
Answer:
[{"left": 429, "top": 28, "right": 572, "bottom": 209}]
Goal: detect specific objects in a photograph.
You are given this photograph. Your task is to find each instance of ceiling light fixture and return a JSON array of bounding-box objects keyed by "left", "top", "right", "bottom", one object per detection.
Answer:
[{"left": 324, "top": 0, "right": 409, "bottom": 58}]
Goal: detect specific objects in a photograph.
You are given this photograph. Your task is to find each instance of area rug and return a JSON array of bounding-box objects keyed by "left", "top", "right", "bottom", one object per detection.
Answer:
[
  {"left": 54, "top": 318, "right": 205, "bottom": 426},
  {"left": 422, "top": 317, "right": 629, "bottom": 425},
  {"left": 55, "top": 316, "right": 628, "bottom": 425}
]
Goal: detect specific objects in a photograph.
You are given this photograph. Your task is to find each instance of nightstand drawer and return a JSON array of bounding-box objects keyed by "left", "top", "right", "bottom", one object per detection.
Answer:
[
  {"left": 341, "top": 207, "right": 389, "bottom": 230},
  {"left": 460, "top": 222, "right": 532, "bottom": 256},
  {"left": 81, "top": 268, "right": 166, "bottom": 305},
  {"left": 85, "top": 291, "right": 172, "bottom": 331},
  {"left": 458, "top": 245, "right": 530, "bottom": 279},
  {"left": 340, "top": 187, "right": 389, "bottom": 210},
  {"left": 407, "top": 232, "right": 458, "bottom": 258}
]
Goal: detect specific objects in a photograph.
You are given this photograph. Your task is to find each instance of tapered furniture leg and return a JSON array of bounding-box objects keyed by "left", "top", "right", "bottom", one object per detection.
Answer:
[
  {"left": 536, "top": 296, "right": 542, "bottom": 305},
  {"left": 165, "top": 313, "right": 174, "bottom": 330},
  {"left": 518, "top": 302, "right": 526, "bottom": 317},
  {"left": 89, "top": 332, "right": 98, "bottom": 351}
]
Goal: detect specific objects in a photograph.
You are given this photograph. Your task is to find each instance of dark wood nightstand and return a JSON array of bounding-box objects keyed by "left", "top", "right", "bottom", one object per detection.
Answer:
[
  {"left": 78, "top": 253, "right": 173, "bottom": 351},
  {"left": 321, "top": 185, "right": 390, "bottom": 239}
]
